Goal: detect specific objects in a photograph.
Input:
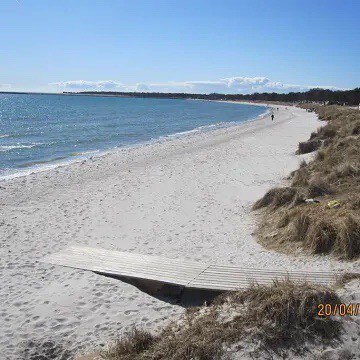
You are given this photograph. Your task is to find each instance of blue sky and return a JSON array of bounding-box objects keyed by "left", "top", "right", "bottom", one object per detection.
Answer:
[{"left": 1, "top": 0, "right": 359, "bottom": 93}]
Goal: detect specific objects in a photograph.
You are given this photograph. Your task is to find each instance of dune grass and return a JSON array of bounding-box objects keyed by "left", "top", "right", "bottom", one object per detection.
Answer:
[
  {"left": 101, "top": 281, "right": 341, "bottom": 360},
  {"left": 296, "top": 139, "right": 321, "bottom": 154},
  {"left": 255, "top": 105, "right": 360, "bottom": 259},
  {"left": 101, "top": 329, "right": 157, "bottom": 360},
  {"left": 252, "top": 187, "right": 298, "bottom": 210}
]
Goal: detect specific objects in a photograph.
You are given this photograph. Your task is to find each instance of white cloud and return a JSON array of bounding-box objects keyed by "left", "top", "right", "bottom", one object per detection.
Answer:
[
  {"left": 0, "top": 83, "right": 11, "bottom": 90},
  {"left": 50, "top": 77, "right": 344, "bottom": 94},
  {"left": 50, "top": 80, "right": 125, "bottom": 90},
  {"left": 134, "top": 83, "right": 150, "bottom": 91}
]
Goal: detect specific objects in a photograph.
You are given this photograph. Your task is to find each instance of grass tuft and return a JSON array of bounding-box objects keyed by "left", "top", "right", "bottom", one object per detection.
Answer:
[
  {"left": 296, "top": 139, "right": 321, "bottom": 154},
  {"left": 336, "top": 272, "right": 360, "bottom": 286},
  {"left": 216, "top": 281, "right": 341, "bottom": 349},
  {"left": 285, "top": 210, "right": 310, "bottom": 242},
  {"left": 334, "top": 215, "right": 360, "bottom": 259},
  {"left": 307, "top": 175, "right": 332, "bottom": 197},
  {"left": 100, "top": 281, "right": 342, "bottom": 360},
  {"left": 334, "top": 162, "right": 359, "bottom": 178},
  {"left": 306, "top": 219, "right": 338, "bottom": 255},
  {"left": 252, "top": 187, "right": 297, "bottom": 210},
  {"left": 101, "top": 328, "right": 157, "bottom": 360},
  {"left": 317, "top": 124, "right": 337, "bottom": 139}
]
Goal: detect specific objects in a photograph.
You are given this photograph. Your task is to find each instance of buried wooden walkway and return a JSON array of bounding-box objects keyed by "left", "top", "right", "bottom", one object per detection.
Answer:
[{"left": 43, "top": 246, "right": 342, "bottom": 292}]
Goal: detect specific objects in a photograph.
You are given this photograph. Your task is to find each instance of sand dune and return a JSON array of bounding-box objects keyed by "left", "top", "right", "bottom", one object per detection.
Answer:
[{"left": 1, "top": 104, "right": 356, "bottom": 359}]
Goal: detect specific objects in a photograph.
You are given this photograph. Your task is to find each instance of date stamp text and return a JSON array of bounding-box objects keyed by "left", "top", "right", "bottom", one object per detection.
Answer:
[{"left": 317, "top": 303, "right": 359, "bottom": 317}]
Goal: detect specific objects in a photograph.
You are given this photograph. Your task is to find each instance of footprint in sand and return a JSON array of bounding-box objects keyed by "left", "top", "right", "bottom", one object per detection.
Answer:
[{"left": 124, "top": 309, "right": 139, "bottom": 316}]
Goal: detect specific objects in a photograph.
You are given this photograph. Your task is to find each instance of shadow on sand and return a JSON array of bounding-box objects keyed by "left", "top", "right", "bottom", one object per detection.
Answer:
[{"left": 95, "top": 272, "right": 224, "bottom": 307}]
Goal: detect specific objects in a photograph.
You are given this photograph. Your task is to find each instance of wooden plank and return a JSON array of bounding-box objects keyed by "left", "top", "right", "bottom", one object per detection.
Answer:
[
  {"left": 43, "top": 246, "right": 341, "bottom": 292},
  {"left": 44, "top": 246, "right": 207, "bottom": 287},
  {"left": 187, "top": 264, "right": 338, "bottom": 291},
  {"left": 205, "top": 265, "right": 339, "bottom": 277}
]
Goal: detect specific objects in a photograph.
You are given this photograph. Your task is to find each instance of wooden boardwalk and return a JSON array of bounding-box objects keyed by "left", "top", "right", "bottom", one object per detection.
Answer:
[{"left": 43, "top": 246, "right": 341, "bottom": 292}]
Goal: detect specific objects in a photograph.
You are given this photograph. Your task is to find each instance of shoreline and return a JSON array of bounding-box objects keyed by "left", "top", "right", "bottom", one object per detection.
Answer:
[
  {"left": 3, "top": 104, "right": 355, "bottom": 359},
  {"left": 0, "top": 100, "right": 269, "bottom": 182}
]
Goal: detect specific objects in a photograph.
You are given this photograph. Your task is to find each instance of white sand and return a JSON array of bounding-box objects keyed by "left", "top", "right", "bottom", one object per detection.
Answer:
[{"left": 1, "top": 104, "right": 359, "bottom": 359}]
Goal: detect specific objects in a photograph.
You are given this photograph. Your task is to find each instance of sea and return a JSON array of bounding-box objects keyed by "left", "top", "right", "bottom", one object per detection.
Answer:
[{"left": 0, "top": 94, "right": 267, "bottom": 179}]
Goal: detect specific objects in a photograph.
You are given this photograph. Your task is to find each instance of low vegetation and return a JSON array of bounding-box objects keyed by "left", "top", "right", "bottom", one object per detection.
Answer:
[
  {"left": 101, "top": 281, "right": 341, "bottom": 360},
  {"left": 255, "top": 105, "right": 360, "bottom": 259},
  {"left": 296, "top": 139, "right": 321, "bottom": 154},
  {"left": 63, "top": 88, "right": 360, "bottom": 105}
]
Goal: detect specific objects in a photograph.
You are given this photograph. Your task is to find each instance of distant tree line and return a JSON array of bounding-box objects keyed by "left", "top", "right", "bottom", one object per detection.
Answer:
[{"left": 65, "top": 88, "right": 360, "bottom": 106}]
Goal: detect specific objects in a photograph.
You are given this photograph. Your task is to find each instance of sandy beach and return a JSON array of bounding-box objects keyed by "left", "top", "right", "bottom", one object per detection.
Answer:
[{"left": 1, "top": 104, "right": 358, "bottom": 359}]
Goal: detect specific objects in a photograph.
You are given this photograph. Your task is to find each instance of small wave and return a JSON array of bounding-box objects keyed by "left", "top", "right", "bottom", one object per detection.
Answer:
[
  {"left": 161, "top": 121, "right": 236, "bottom": 141},
  {"left": 18, "top": 156, "right": 70, "bottom": 168},
  {"left": 0, "top": 143, "right": 42, "bottom": 152},
  {"left": 69, "top": 149, "right": 101, "bottom": 157},
  {"left": 164, "top": 128, "right": 199, "bottom": 138},
  {"left": 196, "top": 121, "right": 231, "bottom": 130},
  {"left": 0, "top": 134, "right": 10, "bottom": 138}
]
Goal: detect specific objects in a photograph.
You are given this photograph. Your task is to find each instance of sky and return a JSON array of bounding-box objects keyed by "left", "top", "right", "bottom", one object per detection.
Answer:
[{"left": 1, "top": 0, "right": 359, "bottom": 94}]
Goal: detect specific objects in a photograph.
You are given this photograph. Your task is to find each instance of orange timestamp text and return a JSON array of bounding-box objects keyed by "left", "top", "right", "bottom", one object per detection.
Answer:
[{"left": 317, "top": 303, "right": 359, "bottom": 317}]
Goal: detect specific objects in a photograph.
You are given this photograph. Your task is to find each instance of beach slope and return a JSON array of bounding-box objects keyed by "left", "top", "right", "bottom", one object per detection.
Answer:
[{"left": 2, "top": 105, "right": 353, "bottom": 358}]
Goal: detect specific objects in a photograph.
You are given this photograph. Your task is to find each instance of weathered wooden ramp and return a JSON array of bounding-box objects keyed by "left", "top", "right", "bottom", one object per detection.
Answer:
[{"left": 43, "top": 246, "right": 340, "bottom": 292}]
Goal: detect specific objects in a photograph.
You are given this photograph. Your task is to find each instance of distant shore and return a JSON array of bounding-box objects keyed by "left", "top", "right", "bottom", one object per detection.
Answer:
[{"left": 1, "top": 87, "right": 359, "bottom": 106}]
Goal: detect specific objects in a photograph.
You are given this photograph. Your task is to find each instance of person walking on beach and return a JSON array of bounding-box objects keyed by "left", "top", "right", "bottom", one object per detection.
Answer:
[{"left": 271, "top": 113, "right": 274, "bottom": 121}]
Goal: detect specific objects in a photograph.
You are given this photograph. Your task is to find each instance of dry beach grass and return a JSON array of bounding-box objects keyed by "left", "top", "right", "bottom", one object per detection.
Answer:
[
  {"left": 101, "top": 281, "right": 342, "bottom": 360},
  {"left": 255, "top": 105, "right": 360, "bottom": 260}
]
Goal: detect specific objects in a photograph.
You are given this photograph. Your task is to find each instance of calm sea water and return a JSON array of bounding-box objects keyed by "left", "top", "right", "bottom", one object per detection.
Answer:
[{"left": 0, "top": 94, "right": 267, "bottom": 178}]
